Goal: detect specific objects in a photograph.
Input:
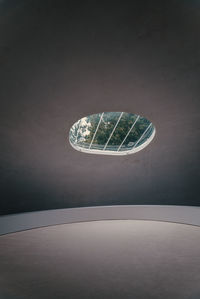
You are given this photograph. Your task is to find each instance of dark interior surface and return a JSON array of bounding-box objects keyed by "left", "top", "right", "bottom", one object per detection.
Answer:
[{"left": 0, "top": 0, "right": 200, "bottom": 215}]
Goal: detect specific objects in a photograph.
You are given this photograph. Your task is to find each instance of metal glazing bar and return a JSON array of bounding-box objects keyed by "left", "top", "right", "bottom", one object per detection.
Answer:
[
  {"left": 89, "top": 113, "right": 104, "bottom": 149},
  {"left": 133, "top": 123, "right": 152, "bottom": 149},
  {"left": 103, "top": 112, "right": 124, "bottom": 150},
  {"left": 117, "top": 115, "right": 140, "bottom": 151}
]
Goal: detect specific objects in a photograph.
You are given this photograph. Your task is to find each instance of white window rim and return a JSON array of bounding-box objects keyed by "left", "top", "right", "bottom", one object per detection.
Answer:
[{"left": 69, "top": 126, "right": 156, "bottom": 156}]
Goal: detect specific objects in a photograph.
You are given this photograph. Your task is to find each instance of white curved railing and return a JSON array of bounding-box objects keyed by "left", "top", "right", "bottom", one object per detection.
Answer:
[{"left": 0, "top": 205, "right": 200, "bottom": 235}]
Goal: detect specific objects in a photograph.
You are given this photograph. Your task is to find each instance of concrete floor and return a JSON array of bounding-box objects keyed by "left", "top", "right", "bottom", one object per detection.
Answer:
[{"left": 0, "top": 220, "right": 200, "bottom": 299}]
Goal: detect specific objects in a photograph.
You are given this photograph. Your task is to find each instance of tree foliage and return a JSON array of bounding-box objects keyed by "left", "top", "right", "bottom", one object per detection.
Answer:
[{"left": 70, "top": 112, "right": 152, "bottom": 151}]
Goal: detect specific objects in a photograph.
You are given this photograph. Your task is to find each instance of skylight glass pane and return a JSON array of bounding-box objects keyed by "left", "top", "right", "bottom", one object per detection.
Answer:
[
  {"left": 69, "top": 112, "right": 155, "bottom": 156},
  {"left": 90, "top": 112, "right": 122, "bottom": 150},
  {"left": 125, "top": 117, "right": 150, "bottom": 147},
  {"left": 136, "top": 124, "right": 154, "bottom": 147},
  {"left": 105, "top": 113, "right": 137, "bottom": 151}
]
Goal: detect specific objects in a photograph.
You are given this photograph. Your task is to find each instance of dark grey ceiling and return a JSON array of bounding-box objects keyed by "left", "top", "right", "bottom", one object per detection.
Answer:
[{"left": 0, "top": 0, "right": 200, "bottom": 215}]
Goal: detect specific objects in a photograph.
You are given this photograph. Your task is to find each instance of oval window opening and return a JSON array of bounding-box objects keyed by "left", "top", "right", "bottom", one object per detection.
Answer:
[{"left": 69, "top": 112, "right": 156, "bottom": 155}]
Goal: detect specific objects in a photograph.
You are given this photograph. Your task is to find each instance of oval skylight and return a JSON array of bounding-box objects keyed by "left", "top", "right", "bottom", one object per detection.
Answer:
[{"left": 69, "top": 112, "right": 155, "bottom": 155}]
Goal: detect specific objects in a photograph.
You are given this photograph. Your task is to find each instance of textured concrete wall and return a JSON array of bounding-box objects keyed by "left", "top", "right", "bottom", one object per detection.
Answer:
[{"left": 0, "top": 0, "right": 200, "bottom": 214}]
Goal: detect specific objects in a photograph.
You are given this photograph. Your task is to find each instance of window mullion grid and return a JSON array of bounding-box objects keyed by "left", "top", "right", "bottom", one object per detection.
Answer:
[
  {"left": 89, "top": 113, "right": 104, "bottom": 149},
  {"left": 103, "top": 112, "right": 123, "bottom": 151},
  {"left": 117, "top": 115, "right": 140, "bottom": 151},
  {"left": 133, "top": 123, "right": 152, "bottom": 149}
]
